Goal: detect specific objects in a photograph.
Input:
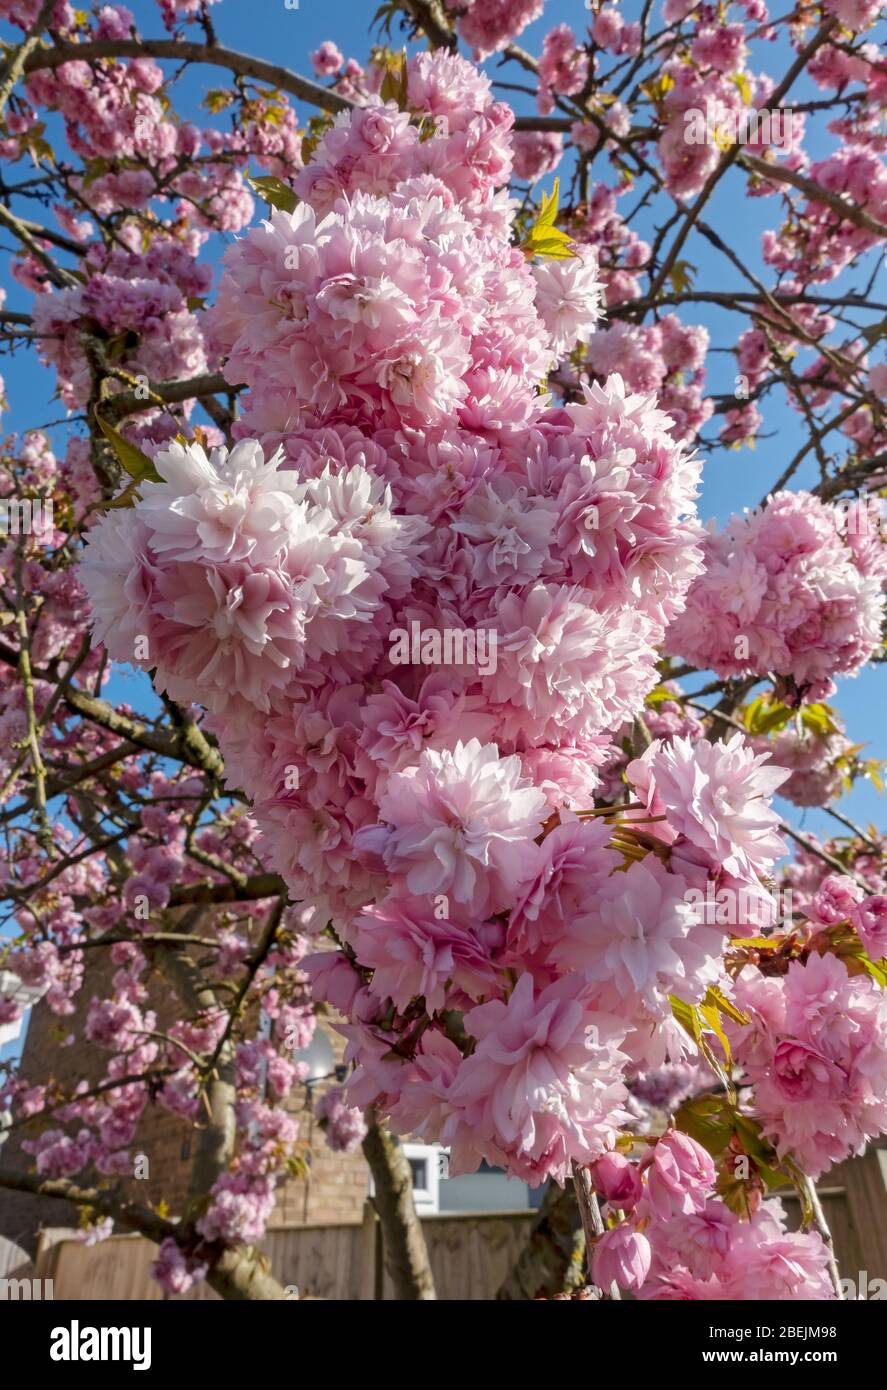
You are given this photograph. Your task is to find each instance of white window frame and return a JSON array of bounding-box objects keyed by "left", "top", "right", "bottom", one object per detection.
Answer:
[{"left": 401, "top": 1143, "right": 442, "bottom": 1213}]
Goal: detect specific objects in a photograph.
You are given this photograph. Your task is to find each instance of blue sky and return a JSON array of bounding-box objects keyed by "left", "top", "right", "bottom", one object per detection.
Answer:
[{"left": 0, "top": 0, "right": 883, "bottom": 857}]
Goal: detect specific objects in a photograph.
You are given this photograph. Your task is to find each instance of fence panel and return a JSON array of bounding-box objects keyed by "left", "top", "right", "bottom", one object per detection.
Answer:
[{"left": 32, "top": 1146, "right": 887, "bottom": 1301}]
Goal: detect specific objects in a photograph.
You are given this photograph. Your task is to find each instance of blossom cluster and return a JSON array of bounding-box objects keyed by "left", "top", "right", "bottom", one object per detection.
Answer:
[
  {"left": 442, "top": 0, "right": 544, "bottom": 61},
  {"left": 590, "top": 1137, "right": 835, "bottom": 1300},
  {"left": 730, "top": 951, "right": 887, "bottom": 1178},
  {"left": 750, "top": 723, "right": 854, "bottom": 808},
  {"left": 667, "top": 490, "right": 887, "bottom": 703},
  {"left": 69, "top": 52, "right": 713, "bottom": 1188},
  {"left": 1, "top": 1, "right": 884, "bottom": 1304}
]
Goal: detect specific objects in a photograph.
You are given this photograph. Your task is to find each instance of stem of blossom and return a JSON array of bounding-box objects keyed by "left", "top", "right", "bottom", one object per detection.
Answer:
[
  {"left": 0, "top": 1171, "right": 177, "bottom": 1243},
  {"left": 39, "top": 741, "right": 141, "bottom": 802},
  {"left": 58, "top": 685, "right": 226, "bottom": 782},
  {"left": 3, "top": 1070, "right": 176, "bottom": 1134},
  {"left": 571, "top": 1160, "right": 621, "bottom": 1299},
  {"left": 764, "top": 398, "right": 863, "bottom": 504},
  {"left": 823, "top": 806, "right": 882, "bottom": 855},
  {"left": 803, "top": 1176, "right": 844, "bottom": 1300},
  {"left": 13, "top": 546, "right": 52, "bottom": 850},
  {"left": 9, "top": 213, "right": 83, "bottom": 257},
  {"left": 168, "top": 872, "right": 288, "bottom": 906},
  {"left": 684, "top": 695, "right": 884, "bottom": 882},
  {"left": 362, "top": 1111, "right": 437, "bottom": 1300},
  {"left": 696, "top": 218, "right": 855, "bottom": 383},
  {"left": 632, "top": 714, "right": 652, "bottom": 753},
  {"left": 199, "top": 899, "right": 285, "bottom": 1089},
  {"left": 779, "top": 821, "right": 873, "bottom": 896}
]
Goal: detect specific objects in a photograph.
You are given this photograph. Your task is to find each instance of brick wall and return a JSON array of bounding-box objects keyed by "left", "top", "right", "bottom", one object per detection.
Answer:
[{"left": 275, "top": 1025, "right": 369, "bottom": 1227}]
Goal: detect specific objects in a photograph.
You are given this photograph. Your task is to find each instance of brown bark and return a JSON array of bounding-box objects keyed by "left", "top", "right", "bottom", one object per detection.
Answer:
[
  {"left": 362, "top": 1111, "right": 437, "bottom": 1300},
  {"left": 0, "top": 1171, "right": 289, "bottom": 1299},
  {"left": 24, "top": 39, "right": 353, "bottom": 115},
  {"left": 496, "top": 1182, "right": 585, "bottom": 1301}
]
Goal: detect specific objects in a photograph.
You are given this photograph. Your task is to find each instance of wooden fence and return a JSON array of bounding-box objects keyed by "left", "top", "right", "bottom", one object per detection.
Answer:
[
  {"left": 13, "top": 1144, "right": 887, "bottom": 1300},
  {"left": 31, "top": 1208, "right": 536, "bottom": 1301}
]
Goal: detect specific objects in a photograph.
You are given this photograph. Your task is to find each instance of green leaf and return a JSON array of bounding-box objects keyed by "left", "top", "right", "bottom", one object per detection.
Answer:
[
  {"left": 379, "top": 49, "right": 408, "bottom": 107},
  {"left": 645, "top": 73, "right": 675, "bottom": 103},
  {"left": 703, "top": 984, "right": 750, "bottom": 1027},
  {"left": 716, "top": 1166, "right": 756, "bottom": 1219},
  {"left": 854, "top": 949, "right": 887, "bottom": 988},
  {"left": 731, "top": 1112, "right": 776, "bottom": 1166},
  {"left": 95, "top": 414, "right": 160, "bottom": 489},
  {"left": 102, "top": 475, "right": 149, "bottom": 511},
  {"left": 204, "top": 89, "right": 235, "bottom": 114},
  {"left": 731, "top": 72, "right": 753, "bottom": 105},
  {"left": 863, "top": 956, "right": 887, "bottom": 988},
  {"left": 799, "top": 702, "right": 839, "bottom": 737},
  {"left": 246, "top": 173, "right": 298, "bottom": 214},
  {"left": 674, "top": 1093, "right": 734, "bottom": 1157},
  {"left": 82, "top": 156, "right": 110, "bottom": 188},
  {"left": 671, "top": 990, "right": 745, "bottom": 1101},
  {"left": 742, "top": 693, "right": 793, "bottom": 736},
  {"left": 371, "top": 0, "right": 400, "bottom": 38},
  {"left": 521, "top": 178, "right": 576, "bottom": 262},
  {"left": 528, "top": 233, "right": 576, "bottom": 260},
  {"left": 699, "top": 1004, "right": 735, "bottom": 1096},
  {"left": 95, "top": 411, "right": 161, "bottom": 511},
  {"left": 645, "top": 685, "right": 677, "bottom": 707},
  {"left": 535, "top": 177, "right": 562, "bottom": 231},
  {"left": 668, "top": 259, "right": 697, "bottom": 296},
  {"left": 669, "top": 992, "right": 702, "bottom": 1046}
]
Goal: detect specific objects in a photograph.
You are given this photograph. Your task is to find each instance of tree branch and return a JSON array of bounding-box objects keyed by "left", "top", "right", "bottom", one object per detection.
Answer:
[
  {"left": 362, "top": 1111, "right": 437, "bottom": 1300},
  {"left": 167, "top": 872, "right": 287, "bottom": 907},
  {"left": 23, "top": 39, "right": 355, "bottom": 115},
  {"left": 648, "top": 16, "right": 839, "bottom": 302},
  {"left": 0, "top": 202, "right": 80, "bottom": 289},
  {"left": 740, "top": 151, "right": 887, "bottom": 240},
  {"left": 496, "top": 1181, "right": 585, "bottom": 1300},
  {"left": 0, "top": 1170, "right": 289, "bottom": 1300},
  {"left": 802, "top": 1175, "right": 844, "bottom": 1299},
  {"left": 103, "top": 372, "right": 242, "bottom": 423},
  {"left": 0, "top": 0, "right": 56, "bottom": 118},
  {"left": 396, "top": 0, "right": 456, "bottom": 50}
]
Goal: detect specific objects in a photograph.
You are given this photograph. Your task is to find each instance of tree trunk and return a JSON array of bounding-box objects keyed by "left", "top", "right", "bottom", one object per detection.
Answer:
[
  {"left": 362, "top": 1111, "right": 437, "bottom": 1300},
  {"left": 497, "top": 1182, "right": 585, "bottom": 1300}
]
